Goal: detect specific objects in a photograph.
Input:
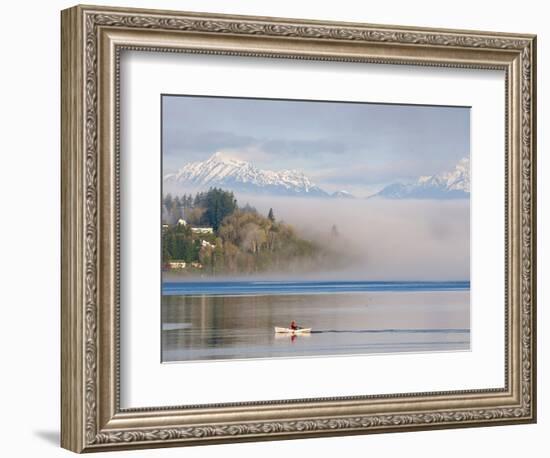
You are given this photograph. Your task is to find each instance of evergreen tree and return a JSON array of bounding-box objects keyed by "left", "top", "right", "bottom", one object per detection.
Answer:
[
  {"left": 268, "top": 208, "right": 275, "bottom": 222},
  {"left": 164, "top": 193, "right": 173, "bottom": 209},
  {"left": 194, "top": 192, "right": 204, "bottom": 207},
  {"left": 203, "top": 188, "right": 237, "bottom": 231},
  {"left": 168, "top": 200, "right": 180, "bottom": 223},
  {"left": 241, "top": 203, "right": 258, "bottom": 214}
]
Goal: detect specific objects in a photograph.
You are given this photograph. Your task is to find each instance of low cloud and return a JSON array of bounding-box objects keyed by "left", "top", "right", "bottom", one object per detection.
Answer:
[{"left": 235, "top": 196, "right": 470, "bottom": 281}]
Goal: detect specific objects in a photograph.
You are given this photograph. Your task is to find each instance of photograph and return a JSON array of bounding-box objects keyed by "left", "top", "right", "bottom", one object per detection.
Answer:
[{"left": 160, "top": 95, "right": 471, "bottom": 362}]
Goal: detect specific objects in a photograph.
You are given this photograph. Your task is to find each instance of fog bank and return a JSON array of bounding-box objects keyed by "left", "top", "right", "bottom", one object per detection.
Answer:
[{"left": 237, "top": 195, "right": 470, "bottom": 281}]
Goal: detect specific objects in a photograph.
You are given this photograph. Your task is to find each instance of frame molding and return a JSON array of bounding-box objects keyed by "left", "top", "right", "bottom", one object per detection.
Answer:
[{"left": 61, "top": 4, "right": 536, "bottom": 453}]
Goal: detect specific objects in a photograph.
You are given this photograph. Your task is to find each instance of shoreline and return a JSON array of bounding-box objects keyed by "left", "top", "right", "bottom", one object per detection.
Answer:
[{"left": 162, "top": 289, "right": 470, "bottom": 298}]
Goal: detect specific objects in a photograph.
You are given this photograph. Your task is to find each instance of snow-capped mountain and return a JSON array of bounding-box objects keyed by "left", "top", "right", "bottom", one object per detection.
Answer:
[
  {"left": 164, "top": 152, "right": 330, "bottom": 197},
  {"left": 331, "top": 190, "right": 355, "bottom": 199},
  {"left": 370, "top": 157, "right": 470, "bottom": 199}
]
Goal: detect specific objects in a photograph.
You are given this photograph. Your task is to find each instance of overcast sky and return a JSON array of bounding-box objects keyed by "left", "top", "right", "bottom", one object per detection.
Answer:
[{"left": 162, "top": 95, "right": 470, "bottom": 196}]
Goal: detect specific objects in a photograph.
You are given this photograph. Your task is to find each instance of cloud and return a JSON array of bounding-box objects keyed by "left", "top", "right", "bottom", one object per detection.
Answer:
[
  {"left": 163, "top": 130, "right": 258, "bottom": 158},
  {"left": 232, "top": 195, "right": 470, "bottom": 281}
]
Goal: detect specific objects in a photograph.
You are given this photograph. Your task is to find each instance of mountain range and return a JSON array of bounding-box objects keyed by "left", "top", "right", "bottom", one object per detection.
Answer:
[
  {"left": 369, "top": 157, "right": 470, "bottom": 199},
  {"left": 164, "top": 152, "right": 470, "bottom": 200},
  {"left": 164, "top": 152, "right": 344, "bottom": 198}
]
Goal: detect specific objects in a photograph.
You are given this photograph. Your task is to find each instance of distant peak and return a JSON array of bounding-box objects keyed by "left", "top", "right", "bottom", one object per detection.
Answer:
[
  {"left": 331, "top": 190, "right": 355, "bottom": 199},
  {"left": 455, "top": 157, "right": 470, "bottom": 170},
  {"left": 370, "top": 157, "right": 470, "bottom": 200},
  {"left": 209, "top": 151, "right": 246, "bottom": 164}
]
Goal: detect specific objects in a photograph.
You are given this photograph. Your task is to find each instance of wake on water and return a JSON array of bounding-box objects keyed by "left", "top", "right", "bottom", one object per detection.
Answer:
[{"left": 310, "top": 328, "right": 469, "bottom": 334}]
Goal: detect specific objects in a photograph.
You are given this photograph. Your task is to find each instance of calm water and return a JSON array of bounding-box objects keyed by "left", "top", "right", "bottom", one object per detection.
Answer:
[{"left": 161, "top": 281, "right": 470, "bottom": 362}]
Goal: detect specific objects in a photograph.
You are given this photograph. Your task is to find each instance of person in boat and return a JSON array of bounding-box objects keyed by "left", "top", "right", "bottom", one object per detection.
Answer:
[{"left": 290, "top": 320, "right": 299, "bottom": 331}]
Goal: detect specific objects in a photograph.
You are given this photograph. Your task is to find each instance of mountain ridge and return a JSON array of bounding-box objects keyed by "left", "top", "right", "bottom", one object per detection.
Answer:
[
  {"left": 369, "top": 157, "right": 470, "bottom": 200},
  {"left": 165, "top": 152, "right": 340, "bottom": 197},
  {"left": 165, "top": 152, "right": 469, "bottom": 200}
]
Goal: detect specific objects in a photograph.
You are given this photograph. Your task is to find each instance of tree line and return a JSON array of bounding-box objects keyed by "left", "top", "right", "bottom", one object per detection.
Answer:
[
  {"left": 162, "top": 188, "right": 323, "bottom": 275},
  {"left": 163, "top": 188, "right": 238, "bottom": 231}
]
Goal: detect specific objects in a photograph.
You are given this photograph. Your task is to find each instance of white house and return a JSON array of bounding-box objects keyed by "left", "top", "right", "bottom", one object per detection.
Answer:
[
  {"left": 168, "top": 260, "right": 186, "bottom": 269},
  {"left": 177, "top": 218, "right": 187, "bottom": 226},
  {"left": 191, "top": 226, "right": 213, "bottom": 234},
  {"left": 201, "top": 240, "right": 215, "bottom": 249}
]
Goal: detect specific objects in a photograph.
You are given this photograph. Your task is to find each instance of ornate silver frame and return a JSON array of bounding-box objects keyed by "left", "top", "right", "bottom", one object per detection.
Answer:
[{"left": 61, "top": 4, "right": 537, "bottom": 453}]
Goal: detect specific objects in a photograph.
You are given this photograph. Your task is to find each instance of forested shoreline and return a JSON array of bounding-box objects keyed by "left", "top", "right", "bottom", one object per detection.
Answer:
[{"left": 162, "top": 188, "right": 327, "bottom": 276}]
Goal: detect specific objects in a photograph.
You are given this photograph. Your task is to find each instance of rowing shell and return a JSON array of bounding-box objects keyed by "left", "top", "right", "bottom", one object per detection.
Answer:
[{"left": 274, "top": 327, "right": 312, "bottom": 334}]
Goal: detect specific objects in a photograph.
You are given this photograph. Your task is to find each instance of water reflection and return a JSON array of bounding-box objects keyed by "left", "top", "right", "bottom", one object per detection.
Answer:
[{"left": 162, "top": 291, "right": 470, "bottom": 362}]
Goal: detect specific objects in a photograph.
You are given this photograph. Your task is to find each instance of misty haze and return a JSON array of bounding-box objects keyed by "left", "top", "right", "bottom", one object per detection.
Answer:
[{"left": 237, "top": 196, "right": 469, "bottom": 281}]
